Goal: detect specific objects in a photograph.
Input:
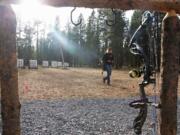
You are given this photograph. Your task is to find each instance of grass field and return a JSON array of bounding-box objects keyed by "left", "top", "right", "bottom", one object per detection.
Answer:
[{"left": 17, "top": 67, "right": 180, "bottom": 101}]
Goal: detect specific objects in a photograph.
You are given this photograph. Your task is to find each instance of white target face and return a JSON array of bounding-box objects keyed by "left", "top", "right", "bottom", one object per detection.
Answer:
[
  {"left": 42, "top": 61, "right": 49, "bottom": 67},
  {"left": 51, "top": 61, "right": 58, "bottom": 68},
  {"left": 17, "top": 59, "right": 24, "bottom": 68},
  {"left": 29, "top": 60, "right": 38, "bottom": 68},
  {"left": 57, "top": 62, "right": 62, "bottom": 67},
  {"left": 64, "top": 62, "right": 69, "bottom": 67}
]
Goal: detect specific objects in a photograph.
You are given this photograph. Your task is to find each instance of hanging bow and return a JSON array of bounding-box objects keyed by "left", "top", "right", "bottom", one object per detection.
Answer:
[{"left": 128, "top": 11, "right": 161, "bottom": 135}]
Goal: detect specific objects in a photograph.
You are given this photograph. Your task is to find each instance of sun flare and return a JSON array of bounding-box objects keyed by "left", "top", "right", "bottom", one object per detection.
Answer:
[{"left": 12, "top": 0, "right": 57, "bottom": 23}]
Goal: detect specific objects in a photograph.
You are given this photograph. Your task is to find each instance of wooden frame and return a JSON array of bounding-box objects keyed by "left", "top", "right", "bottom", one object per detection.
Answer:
[
  {"left": 0, "top": 0, "right": 180, "bottom": 14},
  {"left": 0, "top": 1, "right": 179, "bottom": 135}
]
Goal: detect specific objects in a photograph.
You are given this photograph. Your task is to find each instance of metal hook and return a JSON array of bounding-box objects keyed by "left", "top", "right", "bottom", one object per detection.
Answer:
[
  {"left": 70, "top": 7, "right": 82, "bottom": 26},
  {"left": 106, "top": 9, "right": 117, "bottom": 26}
]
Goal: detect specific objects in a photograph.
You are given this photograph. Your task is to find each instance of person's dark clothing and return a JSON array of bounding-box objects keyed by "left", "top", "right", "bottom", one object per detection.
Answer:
[
  {"left": 102, "top": 53, "right": 114, "bottom": 65},
  {"left": 102, "top": 53, "right": 114, "bottom": 85}
]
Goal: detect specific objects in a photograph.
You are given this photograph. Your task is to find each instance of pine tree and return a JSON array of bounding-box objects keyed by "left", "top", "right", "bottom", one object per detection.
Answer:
[
  {"left": 85, "top": 10, "right": 100, "bottom": 67},
  {"left": 97, "top": 9, "right": 127, "bottom": 68}
]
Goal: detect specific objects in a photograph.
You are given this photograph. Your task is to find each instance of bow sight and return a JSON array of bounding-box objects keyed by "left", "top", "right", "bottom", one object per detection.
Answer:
[
  {"left": 127, "top": 11, "right": 161, "bottom": 135},
  {"left": 129, "top": 66, "right": 154, "bottom": 79},
  {"left": 129, "top": 69, "right": 142, "bottom": 78}
]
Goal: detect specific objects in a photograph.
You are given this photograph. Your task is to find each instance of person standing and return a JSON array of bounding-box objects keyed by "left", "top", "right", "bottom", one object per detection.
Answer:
[{"left": 102, "top": 47, "right": 114, "bottom": 85}]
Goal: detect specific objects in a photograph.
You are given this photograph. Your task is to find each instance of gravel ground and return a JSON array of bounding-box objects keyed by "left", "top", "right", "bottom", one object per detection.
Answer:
[{"left": 0, "top": 98, "right": 180, "bottom": 135}]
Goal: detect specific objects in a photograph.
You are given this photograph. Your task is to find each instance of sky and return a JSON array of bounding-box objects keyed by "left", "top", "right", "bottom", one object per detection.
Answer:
[{"left": 12, "top": 0, "right": 134, "bottom": 30}]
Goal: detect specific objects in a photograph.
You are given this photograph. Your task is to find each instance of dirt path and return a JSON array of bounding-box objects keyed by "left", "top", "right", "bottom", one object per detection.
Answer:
[{"left": 18, "top": 67, "right": 179, "bottom": 101}]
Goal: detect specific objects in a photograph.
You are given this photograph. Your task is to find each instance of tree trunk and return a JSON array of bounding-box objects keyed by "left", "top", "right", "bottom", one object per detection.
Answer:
[
  {"left": 0, "top": 5, "right": 21, "bottom": 135},
  {"left": 159, "top": 10, "right": 180, "bottom": 135}
]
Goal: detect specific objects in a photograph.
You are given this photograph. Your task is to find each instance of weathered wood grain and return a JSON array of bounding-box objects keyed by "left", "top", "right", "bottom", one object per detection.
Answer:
[{"left": 0, "top": 0, "right": 180, "bottom": 14}]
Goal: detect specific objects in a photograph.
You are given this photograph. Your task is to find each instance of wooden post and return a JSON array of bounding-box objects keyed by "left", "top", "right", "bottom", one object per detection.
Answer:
[
  {"left": 159, "top": 10, "right": 180, "bottom": 135},
  {"left": 0, "top": 5, "right": 21, "bottom": 135}
]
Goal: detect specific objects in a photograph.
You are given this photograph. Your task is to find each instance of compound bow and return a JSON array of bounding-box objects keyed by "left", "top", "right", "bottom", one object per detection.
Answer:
[{"left": 127, "top": 11, "right": 161, "bottom": 135}]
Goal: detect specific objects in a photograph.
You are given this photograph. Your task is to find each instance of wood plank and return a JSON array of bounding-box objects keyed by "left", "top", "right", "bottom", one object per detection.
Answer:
[{"left": 0, "top": 0, "right": 180, "bottom": 14}]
